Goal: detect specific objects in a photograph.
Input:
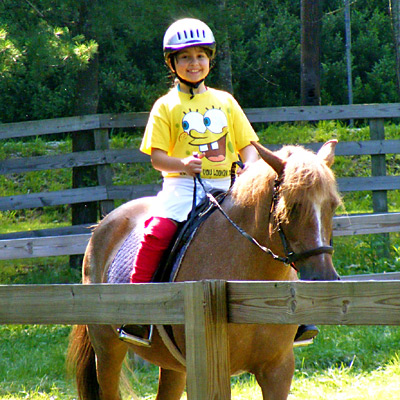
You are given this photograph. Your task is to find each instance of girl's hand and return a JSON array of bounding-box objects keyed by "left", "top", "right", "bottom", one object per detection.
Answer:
[
  {"left": 182, "top": 153, "right": 204, "bottom": 177},
  {"left": 151, "top": 148, "right": 204, "bottom": 176}
]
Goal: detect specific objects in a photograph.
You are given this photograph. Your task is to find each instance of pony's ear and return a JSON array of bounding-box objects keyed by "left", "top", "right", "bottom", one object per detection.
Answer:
[
  {"left": 317, "top": 139, "right": 338, "bottom": 167},
  {"left": 251, "top": 141, "right": 286, "bottom": 175}
]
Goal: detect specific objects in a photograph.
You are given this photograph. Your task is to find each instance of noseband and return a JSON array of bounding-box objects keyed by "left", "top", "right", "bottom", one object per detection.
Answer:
[{"left": 195, "top": 172, "right": 333, "bottom": 272}]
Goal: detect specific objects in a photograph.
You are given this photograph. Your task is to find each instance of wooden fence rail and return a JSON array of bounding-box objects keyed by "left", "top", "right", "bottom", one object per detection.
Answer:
[
  {"left": 1, "top": 280, "right": 400, "bottom": 399},
  {"left": 2, "top": 103, "right": 400, "bottom": 139},
  {"left": 3, "top": 280, "right": 399, "bottom": 326},
  {"left": 2, "top": 212, "right": 400, "bottom": 260},
  {"left": 1, "top": 103, "right": 400, "bottom": 259}
]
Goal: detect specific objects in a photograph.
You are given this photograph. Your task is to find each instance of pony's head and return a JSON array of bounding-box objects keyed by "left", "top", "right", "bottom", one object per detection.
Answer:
[{"left": 234, "top": 140, "right": 341, "bottom": 281}]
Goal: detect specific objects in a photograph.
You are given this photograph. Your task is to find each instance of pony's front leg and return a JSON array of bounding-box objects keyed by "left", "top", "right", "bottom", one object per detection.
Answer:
[
  {"left": 254, "top": 350, "right": 295, "bottom": 400},
  {"left": 156, "top": 368, "right": 186, "bottom": 400},
  {"left": 88, "top": 325, "right": 128, "bottom": 400}
]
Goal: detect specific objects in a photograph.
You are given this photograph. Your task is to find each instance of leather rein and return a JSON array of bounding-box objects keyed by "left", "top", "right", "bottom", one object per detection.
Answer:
[{"left": 194, "top": 171, "right": 333, "bottom": 272}]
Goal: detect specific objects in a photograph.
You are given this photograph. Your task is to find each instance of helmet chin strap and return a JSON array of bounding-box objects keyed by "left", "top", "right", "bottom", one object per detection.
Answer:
[{"left": 176, "top": 75, "right": 204, "bottom": 99}]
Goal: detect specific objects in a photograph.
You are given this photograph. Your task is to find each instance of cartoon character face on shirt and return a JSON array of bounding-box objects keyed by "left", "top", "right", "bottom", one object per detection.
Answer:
[{"left": 182, "top": 108, "right": 228, "bottom": 163}]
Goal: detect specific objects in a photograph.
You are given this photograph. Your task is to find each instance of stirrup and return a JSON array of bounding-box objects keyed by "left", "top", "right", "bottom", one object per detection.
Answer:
[
  {"left": 293, "top": 324, "right": 318, "bottom": 348},
  {"left": 294, "top": 324, "right": 319, "bottom": 342},
  {"left": 118, "top": 325, "right": 154, "bottom": 347},
  {"left": 293, "top": 338, "right": 314, "bottom": 348}
]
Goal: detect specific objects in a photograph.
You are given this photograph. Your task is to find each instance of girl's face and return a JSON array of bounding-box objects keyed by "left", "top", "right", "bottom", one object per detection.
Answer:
[{"left": 173, "top": 46, "right": 210, "bottom": 85}]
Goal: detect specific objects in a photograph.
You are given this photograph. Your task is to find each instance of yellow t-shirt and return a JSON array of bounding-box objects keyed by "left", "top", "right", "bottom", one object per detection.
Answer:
[{"left": 140, "top": 87, "right": 259, "bottom": 179}]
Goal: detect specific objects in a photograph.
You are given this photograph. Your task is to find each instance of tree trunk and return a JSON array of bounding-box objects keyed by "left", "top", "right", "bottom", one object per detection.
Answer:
[
  {"left": 300, "top": 0, "right": 321, "bottom": 106},
  {"left": 390, "top": 0, "right": 400, "bottom": 95},
  {"left": 70, "top": 1, "right": 100, "bottom": 269},
  {"left": 217, "top": 34, "right": 233, "bottom": 94},
  {"left": 216, "top": 0, "right": 233, "bottom": 94}
]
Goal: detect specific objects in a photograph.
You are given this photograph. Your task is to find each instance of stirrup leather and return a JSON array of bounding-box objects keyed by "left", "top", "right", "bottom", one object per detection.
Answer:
[{"left": 118, "top": 325, "right": 154, "bottom": 347}]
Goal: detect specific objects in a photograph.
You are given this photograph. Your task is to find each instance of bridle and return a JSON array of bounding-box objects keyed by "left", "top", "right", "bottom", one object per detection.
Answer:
[
  {"left": 271, "top": 177, "right": 334, "bottom": 270},
  {"left": 194, "top": 172, "right": 333, "bottom": 272}
]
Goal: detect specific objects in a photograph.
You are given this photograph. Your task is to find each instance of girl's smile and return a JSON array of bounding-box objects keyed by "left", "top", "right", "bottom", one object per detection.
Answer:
[{"left": 173, "top": 46, "right": 210, "bottom": 93}]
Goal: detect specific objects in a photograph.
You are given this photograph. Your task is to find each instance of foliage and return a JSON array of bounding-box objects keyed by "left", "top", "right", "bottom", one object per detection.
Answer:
[
  {"left": 0, "top": 1, "right": 399, "bottom": 123},
  {"left": 0, "top": 1, "right": 99, "bottom": 121}
]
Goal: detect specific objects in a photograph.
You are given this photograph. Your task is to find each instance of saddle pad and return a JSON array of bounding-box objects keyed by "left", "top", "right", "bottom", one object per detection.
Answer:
[
  {"left": 107, "top": 227, "right": 142, "bottom": 284},
  {"left": 107, "top": 211, "right": 209, "bottom": 285}
]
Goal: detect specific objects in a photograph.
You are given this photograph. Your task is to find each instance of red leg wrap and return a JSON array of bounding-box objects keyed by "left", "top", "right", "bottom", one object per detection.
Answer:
[{"left": 130, "top": 217, "right": 178, "bottom": 283}]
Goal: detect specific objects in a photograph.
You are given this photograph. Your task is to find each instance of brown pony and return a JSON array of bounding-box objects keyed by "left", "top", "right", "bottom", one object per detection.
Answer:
[{"left": 68, "top": 141, "right": 341, "bottom": 400}]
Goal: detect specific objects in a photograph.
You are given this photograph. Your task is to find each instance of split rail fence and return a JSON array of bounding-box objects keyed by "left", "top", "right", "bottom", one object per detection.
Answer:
[{"left": 1, "top": 102, "right": 400, "bottom": 268}]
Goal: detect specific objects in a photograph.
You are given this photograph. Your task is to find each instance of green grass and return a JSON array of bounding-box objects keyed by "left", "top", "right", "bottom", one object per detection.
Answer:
[
  {"left": 0, "top": 325, "right": 74, "bottom": 399},
  {"left": 290, "top": 358, "right": 400, "bottom": 400},
  {"left": 1, "top": 325, "right": 398, "bottom": 399},
  {"left": 1, "top": 124, "right": 400, "bottom": 398}
]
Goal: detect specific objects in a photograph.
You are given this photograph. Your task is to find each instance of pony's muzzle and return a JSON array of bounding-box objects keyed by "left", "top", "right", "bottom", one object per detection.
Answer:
[{"left": 297, "top": 254, "right": 340, "bottom": 281}]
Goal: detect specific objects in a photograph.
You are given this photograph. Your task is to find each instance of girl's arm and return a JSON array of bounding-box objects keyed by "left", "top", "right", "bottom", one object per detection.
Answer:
[
  {"left": 151, "top": 148, "right": 203, "bottom": 177},
  {"left": 237, "top": 144, "right": 259, "bottom": 174}
]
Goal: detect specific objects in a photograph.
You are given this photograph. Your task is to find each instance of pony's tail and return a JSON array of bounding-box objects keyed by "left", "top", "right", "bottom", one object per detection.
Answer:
[{"left": 67, "top": 325, "right": 100, "bottom": 400}]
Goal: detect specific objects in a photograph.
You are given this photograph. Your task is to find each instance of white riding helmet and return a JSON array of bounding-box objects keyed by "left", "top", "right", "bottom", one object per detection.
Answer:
[{"left": 163, "top": 18, "right": 216, "bottom": 60}]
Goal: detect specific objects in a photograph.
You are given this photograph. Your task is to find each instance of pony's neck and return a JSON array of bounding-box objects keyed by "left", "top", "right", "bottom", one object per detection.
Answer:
[{"left": 226, "top": 188, "right": 296, "bottom": 282}]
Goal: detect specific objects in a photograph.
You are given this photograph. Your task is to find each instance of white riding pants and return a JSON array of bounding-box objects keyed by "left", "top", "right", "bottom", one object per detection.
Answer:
[{"left": 152, "top": 177, "right": 231, "bottom": 222}]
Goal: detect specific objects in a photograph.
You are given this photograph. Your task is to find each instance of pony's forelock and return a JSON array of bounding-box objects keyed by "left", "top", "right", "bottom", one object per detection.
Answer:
[{"left": 231, "top": 145, "right": 342, "bottom": 223}]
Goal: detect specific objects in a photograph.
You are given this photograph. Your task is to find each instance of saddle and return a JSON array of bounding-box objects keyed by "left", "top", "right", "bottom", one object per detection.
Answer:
[
  {"left": 108, "top": 165, "right": 241, "bottom": 286},
  {"left": 109, "top": 174, "right": 235, "bottom": 359}
]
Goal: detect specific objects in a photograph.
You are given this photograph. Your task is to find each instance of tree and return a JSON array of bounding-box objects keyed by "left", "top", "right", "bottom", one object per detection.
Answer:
[
  {"left": 0, "top": 0, "right": 399, "bottom": 118},
  {"left": 390, "top": 0, "right": 400, "bottom": 97},
  {"left": 300, "top": 0, "right": 322, "bottom": 106},
  {"left": 215, "top": 0, "right": 233, "bottom": 93},
  {"left": 70, "top": 0, "right": 100, "bottom": 268}
]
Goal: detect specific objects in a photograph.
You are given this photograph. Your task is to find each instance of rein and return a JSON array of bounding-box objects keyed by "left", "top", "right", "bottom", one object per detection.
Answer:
[{"left": 194, "top": 172, "right": 333, "bottom": 272}]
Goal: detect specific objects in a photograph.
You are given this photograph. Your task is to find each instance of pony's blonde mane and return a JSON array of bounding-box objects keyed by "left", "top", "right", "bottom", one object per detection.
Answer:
[{"left": 232, "top": 145, "right": 342, "bottom": 224}]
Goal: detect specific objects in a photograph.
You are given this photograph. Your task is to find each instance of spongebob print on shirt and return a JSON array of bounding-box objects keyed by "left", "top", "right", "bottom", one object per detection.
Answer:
[
  {"left": 140, "top": 88, "right": 258, "bottom": 179},
  {"left": 179, "top": 107, "right": 234, "bottom": 178},
  {"left": 183, "top": 108, "right": 228, "bottom": 162}
]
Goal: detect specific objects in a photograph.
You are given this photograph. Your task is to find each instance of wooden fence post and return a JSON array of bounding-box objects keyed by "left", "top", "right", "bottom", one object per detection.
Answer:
[
  {"left": 70, "top": 129, "right": 99, "bottom": 269},
  {"left": 94, "top": 128, "right": 114, "bottom": 216},
  {"left": 184, "top": 280, "right": 231, "bottom": 400},
  {"left": 369, "top": 118, "right": 390, "bottom": 258}
]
